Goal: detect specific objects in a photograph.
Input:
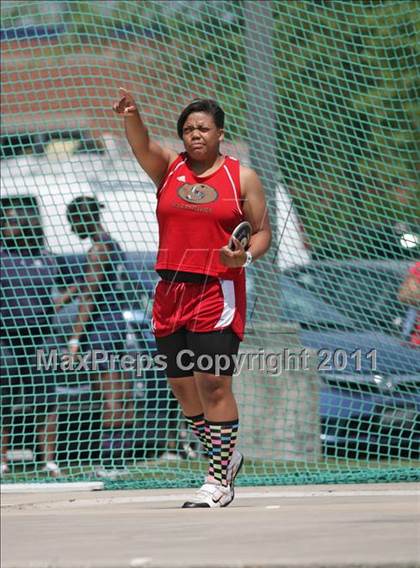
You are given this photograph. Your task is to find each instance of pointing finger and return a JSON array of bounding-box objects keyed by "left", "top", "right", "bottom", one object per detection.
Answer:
[{"left": 119, "top": 87, "right": 133, "bottom": 100}]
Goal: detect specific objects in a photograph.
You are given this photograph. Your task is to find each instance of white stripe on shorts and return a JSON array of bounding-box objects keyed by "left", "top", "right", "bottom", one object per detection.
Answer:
[{"left": 214, "top": 279, "right": 236, "bottom": 329}]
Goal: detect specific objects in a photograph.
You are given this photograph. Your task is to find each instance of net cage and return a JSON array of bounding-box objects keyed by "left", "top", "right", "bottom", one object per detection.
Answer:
[{"left": 0, "top": 0, "right": 419, "bottom": 487}]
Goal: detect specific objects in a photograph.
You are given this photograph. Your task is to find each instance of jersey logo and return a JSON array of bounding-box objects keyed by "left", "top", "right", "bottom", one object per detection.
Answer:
[
  {"left": 177, "top": 183, "right": 218, "bottom": 204},
  {"left": 177, "top": 175, "right": 186, "bottom": 182}
]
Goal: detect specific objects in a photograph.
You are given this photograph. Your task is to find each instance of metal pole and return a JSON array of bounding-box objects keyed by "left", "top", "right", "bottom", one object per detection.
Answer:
[{"left": 244, "top": 0, "right": 281, "bottom": 321}]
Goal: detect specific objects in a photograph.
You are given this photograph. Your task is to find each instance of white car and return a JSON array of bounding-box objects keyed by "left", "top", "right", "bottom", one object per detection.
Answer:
[{"left": 1, "top": 136, "right": 310, "bottom": 268}]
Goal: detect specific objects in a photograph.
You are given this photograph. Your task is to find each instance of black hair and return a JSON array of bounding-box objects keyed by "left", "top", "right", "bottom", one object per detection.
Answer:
[
  {"left": 176, "top": 99, "right": 225, "bottom": 139},
  {"left": 66, "top": 196, "right": 104, "bottom": 224}
]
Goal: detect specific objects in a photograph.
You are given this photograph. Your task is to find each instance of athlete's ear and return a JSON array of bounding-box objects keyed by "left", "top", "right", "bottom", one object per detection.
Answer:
[{"left": 218, "top": 128, "right": 225, "bottom": 143}]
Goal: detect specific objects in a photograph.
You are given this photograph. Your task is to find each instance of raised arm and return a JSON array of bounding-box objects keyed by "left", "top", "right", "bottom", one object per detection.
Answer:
[{"left": 113, "top": 88, "right": 178, "bottom": 187}]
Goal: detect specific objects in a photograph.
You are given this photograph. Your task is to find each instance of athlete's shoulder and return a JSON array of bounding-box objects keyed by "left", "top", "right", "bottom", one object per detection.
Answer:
[
  {"left": 239, "top": 165, "right": 263, "bottom": 197},
  {"left": 223, "top": 155, "right": 241, "bottom": 177},
  {"left": 239, "top": 164, "right": 259, "bottom": 181},
  {"left": 160, "top": 152, "right": 187, "bottom": 180},
  {"left": 225, "top": 155, "right": 252, "bottom": 177},
  {"left": 224, "top": 154, "right": 241, "bottom": 167},
  {"left": 157, "top": 152, "right": 189, "bottom": 194},
  {"left": 170, "top": 152, "right": 188, "bottom": 169}
]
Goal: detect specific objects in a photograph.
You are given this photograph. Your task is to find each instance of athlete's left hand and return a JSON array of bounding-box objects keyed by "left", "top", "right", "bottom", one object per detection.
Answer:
[{"left": 219, "top": 237, "right": 247, "bottom": 268}]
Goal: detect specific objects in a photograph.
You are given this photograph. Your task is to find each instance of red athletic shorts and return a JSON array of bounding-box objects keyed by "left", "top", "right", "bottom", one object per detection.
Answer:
[{"left": 151, "top": 275, "right": 246, "bottom": 340}]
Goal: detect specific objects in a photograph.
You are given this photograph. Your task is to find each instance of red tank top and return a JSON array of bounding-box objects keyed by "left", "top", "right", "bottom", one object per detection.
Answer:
[{"left": 155, "top": 152, "right": 244, "bottom": 279}]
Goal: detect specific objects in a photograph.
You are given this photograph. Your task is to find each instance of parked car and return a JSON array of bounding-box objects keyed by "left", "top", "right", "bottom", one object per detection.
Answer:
[
  {"left": 0, "top": 128, "right": 105, "bottom": 160},
  {"left": 283, "top": 260, "right": 411, "bottom": 336},
  {"left": 330, "top": 221, "right": 419, "bottom": 262},
  {"left": 0, "top": 152, "right": 158, "bottom": 255},
  {"left": 274, "top": 274, "right": 420, "bottom": 459}
]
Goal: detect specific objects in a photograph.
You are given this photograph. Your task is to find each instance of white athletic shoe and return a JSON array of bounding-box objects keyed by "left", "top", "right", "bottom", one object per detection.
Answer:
[
  {"left": 227, "top": 449, "right": 244, "bottom": 487},
  {"left": 182, "top": 479, "right": 234, "bottom": 508},
  {"left": 42, "top": 461, "right": 61, "bottom": 478}
]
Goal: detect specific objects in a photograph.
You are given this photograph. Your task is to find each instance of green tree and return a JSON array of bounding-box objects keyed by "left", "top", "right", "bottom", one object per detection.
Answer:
[{"left": 272, "top": 1, "right": 419, "bottom": 258}]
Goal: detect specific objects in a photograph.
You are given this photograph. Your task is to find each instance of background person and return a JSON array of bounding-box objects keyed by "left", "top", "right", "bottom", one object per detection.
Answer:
[
  {"left": 0, "top": 200, "right": 60, "bottom": 477},
  {"left": 399, "top": 260, "right": 420, "bottom": 346},
  {"left": 54, "top": 196, "right": 134, "bottom": 474},
  {"left": 113, "top": 89, "right": 271, "bottom": 507}
]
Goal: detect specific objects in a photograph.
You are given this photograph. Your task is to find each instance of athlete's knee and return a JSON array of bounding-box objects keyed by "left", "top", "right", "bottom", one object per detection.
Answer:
[
  {"left": 197, "top": 373, "right": 231, "bottom": 404},
  {"left": 168, "top": 377, "right": 194, "bottom": 404}
]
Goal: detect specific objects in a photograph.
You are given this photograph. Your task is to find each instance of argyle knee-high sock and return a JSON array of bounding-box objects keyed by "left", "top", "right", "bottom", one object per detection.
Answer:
[
  {"left": 184, "top": 413, "right": 208, "bottom": 454},
  {"left": 205, "top": 419, "right": 239, "bottom": 486}
]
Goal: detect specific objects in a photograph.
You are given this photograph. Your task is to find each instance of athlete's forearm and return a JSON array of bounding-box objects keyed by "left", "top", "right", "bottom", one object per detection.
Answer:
[
  {"left": 249, "top": 228, "right": 272, "bottom": 262},
  {"left": 124, "top": 110, "right": 151, "bottom": 156}
]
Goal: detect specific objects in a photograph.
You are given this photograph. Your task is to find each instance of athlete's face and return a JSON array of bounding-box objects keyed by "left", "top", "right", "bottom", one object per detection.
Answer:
[{"left": 182, "top": 112, "right": 224, "bottom": 159}]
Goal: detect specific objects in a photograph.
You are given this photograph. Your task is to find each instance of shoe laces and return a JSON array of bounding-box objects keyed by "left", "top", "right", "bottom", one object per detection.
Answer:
[
  {"left": 195, "top": 483, "right": 217, "bottom": 500},
  {"left": 196, "top": 480, "right": 229, "bottom": 500}
]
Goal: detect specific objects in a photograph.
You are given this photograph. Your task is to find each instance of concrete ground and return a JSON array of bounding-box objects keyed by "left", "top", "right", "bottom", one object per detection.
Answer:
[{"left": 1, "top": 483, "right": 419, "bottom": 568}]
